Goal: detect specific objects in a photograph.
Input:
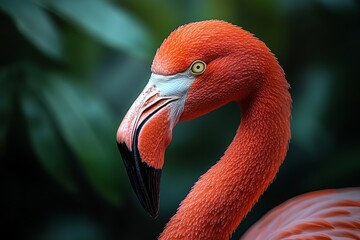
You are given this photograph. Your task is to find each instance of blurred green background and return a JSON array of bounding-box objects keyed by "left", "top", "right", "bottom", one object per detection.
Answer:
[{"left": 1, "top": 0, "right": 359, "bottom": 239}]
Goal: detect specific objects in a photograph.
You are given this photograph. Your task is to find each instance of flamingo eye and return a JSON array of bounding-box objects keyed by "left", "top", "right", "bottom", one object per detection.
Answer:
[{"left": 190, "top": 60, "right": 206, "bottom": 76}]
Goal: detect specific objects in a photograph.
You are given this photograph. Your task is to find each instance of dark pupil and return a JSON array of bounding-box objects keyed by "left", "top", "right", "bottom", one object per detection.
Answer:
[{"left": 196, "top": 65, "right": 200, "bottom": 69}]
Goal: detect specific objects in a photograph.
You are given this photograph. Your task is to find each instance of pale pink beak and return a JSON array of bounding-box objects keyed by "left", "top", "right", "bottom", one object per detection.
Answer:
[{"left": 116, "top": 82, "right": 179, "bottom": 218}]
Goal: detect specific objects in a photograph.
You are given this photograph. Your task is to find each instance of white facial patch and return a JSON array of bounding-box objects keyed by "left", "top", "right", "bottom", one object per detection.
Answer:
[{"left": 146, "top": 69, "right": 196, "bottom": 128}]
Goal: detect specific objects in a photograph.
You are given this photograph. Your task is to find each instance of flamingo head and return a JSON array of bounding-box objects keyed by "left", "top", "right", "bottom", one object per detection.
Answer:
[{"left": 116, "top": 20, "right": 275, "bottom": 218}]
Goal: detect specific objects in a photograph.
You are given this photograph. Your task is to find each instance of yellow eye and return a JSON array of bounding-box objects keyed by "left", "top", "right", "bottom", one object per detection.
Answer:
[{"left": 190, "top": 60, "right": 206, "bottom": 76}]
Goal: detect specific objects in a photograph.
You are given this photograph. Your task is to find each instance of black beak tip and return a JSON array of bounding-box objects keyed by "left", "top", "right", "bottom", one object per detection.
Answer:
[{"left": 116, "top": 142, "right": 161, "bottom": 219}]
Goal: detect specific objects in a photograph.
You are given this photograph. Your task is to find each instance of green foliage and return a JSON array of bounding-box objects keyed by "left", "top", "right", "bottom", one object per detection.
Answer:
[
  {"left": 292, "top": 66, "right": 333, "bottom": 154},
  {"left": 45, "top": 0, "right": 153, "bottom": 58},
  {"left": 20, "top": 71, "right": 77, "bottom": 193},
  {"left": 0, "top": 63, "right": 123, "bottom": 204},
  {"left": 0, "top": 0, "right": 63, "bottom": 59},
  {"left": 0, "top": 0, "right": 154, "bottom": 206},
  {"left": 40, "top": 73, "right": 122, "bottom": 205}
]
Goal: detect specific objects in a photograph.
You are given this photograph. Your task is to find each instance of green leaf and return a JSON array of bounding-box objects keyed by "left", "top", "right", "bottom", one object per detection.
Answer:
[
  {"left": 21, "top": 82, "right": 77, "bottom": 192},
  {"left": 40, "top": 74, "right": 122, "bottom": 205},
  {"left": 0, "top": 0, "right": 63, "bottom": 60},
  {"left": 45, "top": 0, "right": 153, "bottom": 58}
]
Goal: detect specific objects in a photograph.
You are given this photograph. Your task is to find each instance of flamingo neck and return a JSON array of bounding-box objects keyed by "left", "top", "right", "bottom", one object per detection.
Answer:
[{"left": 159, "top": 76, "right": 291, "bottom": 239}]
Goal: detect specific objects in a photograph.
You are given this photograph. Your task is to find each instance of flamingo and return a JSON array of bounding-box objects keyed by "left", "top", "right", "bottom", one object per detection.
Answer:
[{"left": 116, "top": 20, "right": 360, "bottom": 239}]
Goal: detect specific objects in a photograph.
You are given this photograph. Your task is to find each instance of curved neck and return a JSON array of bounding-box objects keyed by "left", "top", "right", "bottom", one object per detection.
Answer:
[{"left": 159, "top": 77, "right": 291, "bottom": 239}]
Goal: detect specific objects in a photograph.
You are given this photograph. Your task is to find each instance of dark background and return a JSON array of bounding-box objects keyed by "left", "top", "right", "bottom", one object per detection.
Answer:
[{"left": 1, "top": 0, "right": 359, "bottom": 239}]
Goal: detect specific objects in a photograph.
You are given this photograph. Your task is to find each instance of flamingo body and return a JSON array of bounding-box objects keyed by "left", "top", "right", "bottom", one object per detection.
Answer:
[
  {"left": 116, "top": 20, "right": 360, "bottom": 239},
  {"left": 242, "top": 188, "right": 360, "bottom": 240}
]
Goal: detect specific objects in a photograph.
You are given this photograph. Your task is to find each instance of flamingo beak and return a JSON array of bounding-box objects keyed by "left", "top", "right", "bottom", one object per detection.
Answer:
[
  {"left": 116, "top": 72, "right": 193, "bottom": 218},
  {"left": 117, "top": 139, "right": 161, "bottom": 218}
]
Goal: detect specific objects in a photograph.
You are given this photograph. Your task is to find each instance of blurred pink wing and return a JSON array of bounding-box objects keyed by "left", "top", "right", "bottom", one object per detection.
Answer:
[{"left": 241, "top": 188, "right": 360, "bottom": 240}]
